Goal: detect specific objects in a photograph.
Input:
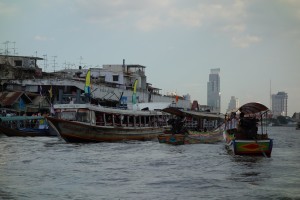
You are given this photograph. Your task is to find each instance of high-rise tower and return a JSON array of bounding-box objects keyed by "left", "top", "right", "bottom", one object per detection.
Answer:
[
  {"left": 207, "top": 68, "right": 221, "bottom": 113},
  {"left": 227, "top": 96, "right": 239, "bottom": 113},
  {"left": 271, "top": 91, "right": 288, "bottom": 117}
]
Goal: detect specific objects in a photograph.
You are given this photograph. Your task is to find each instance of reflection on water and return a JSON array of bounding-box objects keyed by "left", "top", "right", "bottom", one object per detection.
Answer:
[{"left": 0, "top": 127, "right": 299, "bottom": 200}]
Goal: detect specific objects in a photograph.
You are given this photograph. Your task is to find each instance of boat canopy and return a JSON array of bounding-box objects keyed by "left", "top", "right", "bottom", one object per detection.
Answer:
[
  {"left": 162, "top": 107, "right": 224, "bottom": 119},
  {"left": 238, "top": 102, "right": 269, "bottom": 115},
  {"left": 0, "top": 116, "right": 45, "bottom": 122}
]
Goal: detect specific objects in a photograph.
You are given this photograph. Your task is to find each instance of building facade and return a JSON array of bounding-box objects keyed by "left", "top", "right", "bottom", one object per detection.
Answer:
[
  {"left": 271, "top": 91, "right": 288, "bottom": 117},
  {"left": 227, "top": 96, "right": 239, "bottom": 113},
  {"left": 207, "top": 68, "right": 221, "bottom": 113}
]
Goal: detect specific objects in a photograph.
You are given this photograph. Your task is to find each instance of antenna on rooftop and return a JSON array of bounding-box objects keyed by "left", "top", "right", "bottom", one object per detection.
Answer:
[
  {"left": 270, "top": 80, "right": 272, "bottom": 110},
  {"left": 43, "top": 54, "right": 47, "bottom": 72},
  {"left": 12, "top": 41, "right": 17, "bottom": 55},
  {"left": 3, "top": 41, "right": 10, "bottom": 55},
  {"left": 52, "top": 56, "right": 57, "bottom": 72},
  {"left": 79, "top": 56, "right": 83, "bottom": 66}
]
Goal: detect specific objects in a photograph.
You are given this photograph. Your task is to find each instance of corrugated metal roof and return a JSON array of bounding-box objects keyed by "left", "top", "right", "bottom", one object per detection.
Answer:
[
  {"left": 0, "top": 92, "right": 32, "bottom": 106},
  {"left": 0, "top": 92, "right": 22, "bottom": 106}
]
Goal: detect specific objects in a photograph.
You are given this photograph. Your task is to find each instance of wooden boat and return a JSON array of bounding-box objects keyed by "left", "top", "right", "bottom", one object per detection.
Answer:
[
  {"left": 158, "top": 130, "right": 224, "bottom": 145},
  {"left": 0, "top": 116, "right": 55, "bottom": 137},
  {"left": 157, "top": 107, "right": 224, "bottom": 145},
  {"left": 46, "top": 103, "right": 170, "bottom": 143},
  {"left": 223, "top": 102, "right": 273, "bottom": 157}
]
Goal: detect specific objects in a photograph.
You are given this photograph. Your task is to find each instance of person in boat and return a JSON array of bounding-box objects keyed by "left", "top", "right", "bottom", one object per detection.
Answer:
[
  {"left": 38, "top": 113, "right": 49, "bottom": 129},
  {"left": 238, "top": 112, "right": 259, "bottom": 139},
  {"left": 229, "top": 112, "right": 238, "bottom": 130},
  {"left": 168, "top": 116, "right": 187, "bottom": 134}
]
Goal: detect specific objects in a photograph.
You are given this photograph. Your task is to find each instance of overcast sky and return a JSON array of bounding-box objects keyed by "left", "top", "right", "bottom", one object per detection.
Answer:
[{"left": 1, "top": 0, "right": 299, "bottom": 114}]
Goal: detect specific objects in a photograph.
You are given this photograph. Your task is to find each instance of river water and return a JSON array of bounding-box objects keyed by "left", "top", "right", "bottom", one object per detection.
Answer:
[{"left": 0, "top": 127, "right": 299, "bottom": 200}]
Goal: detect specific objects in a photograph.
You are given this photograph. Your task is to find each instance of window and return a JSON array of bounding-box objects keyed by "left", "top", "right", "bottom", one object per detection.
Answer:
[
  {"left": 113, "top": 75, "right": 119, "bottom": 82},
  {"left": 15, "top": 60, "right": 22, "bottom": 67},
  {"left": 60, "top": 111, "right": 77, "bottom": 120},
  {"left": 76, "top": 109, "right": 90, "bottom": 122}
]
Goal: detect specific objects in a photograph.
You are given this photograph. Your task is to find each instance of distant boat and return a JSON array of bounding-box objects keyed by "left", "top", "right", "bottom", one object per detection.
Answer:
[
  {"left": 0, "top": 116, "right": 55, "bottom": 137},
  {"left": 223, "top": 102, "right": 273, "bottom": 157},
  {"left": 157, "top": 107, "right": 224, "bottom": 145},
  {"left": 46, "top": 103, "right": 170, "bottom": 143}
]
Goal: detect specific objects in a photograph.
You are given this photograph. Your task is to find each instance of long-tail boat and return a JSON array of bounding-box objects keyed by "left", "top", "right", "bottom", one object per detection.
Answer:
[
  {"left": 0, "top": 116, "right": 55, "bottom": 137},
  {"left": 157, "top": 107, "right": 225, "bottom": 145},
  {"left": 223, "top": 102, "right": 273, "bottom": 157},
  {"left": 46, "top": 103, "right": 170, "bottom": 143}
]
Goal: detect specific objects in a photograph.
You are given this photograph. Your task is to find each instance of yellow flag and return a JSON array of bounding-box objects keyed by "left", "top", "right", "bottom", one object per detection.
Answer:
[
  {"left": 132, "top": 79, "right": 138, "bottom": 104},
  {"left": 84, "top": 69, "right": 91, "bottom": 94}
]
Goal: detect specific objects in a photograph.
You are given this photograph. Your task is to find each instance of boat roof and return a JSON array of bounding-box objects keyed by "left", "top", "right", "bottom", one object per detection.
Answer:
[
  {"left": 53, "top": 103, "right": 166, "bottom": 116},
  {"left": 162, "top": 107, "right": 224, "bottom": 119},
  {"left": 238, "top": 102, "right": 269, "bottom": 115},
  {"left": 0, "top": 116, "right": 44, "bottom": 122}
]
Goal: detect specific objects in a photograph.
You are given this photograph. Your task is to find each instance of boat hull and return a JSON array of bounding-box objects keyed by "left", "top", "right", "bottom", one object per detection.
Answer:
[
  {"left": 158, "top": 130, "right": 223, "bottom": 145},
  {"left": 224, "top": 131, "right": 273, "bottom": 157},
  {"left": 0, "top": 125, "right": 53, "bottom": 137},
  {"left": 47, "top": 117, "right": 165, "bottom": 143},
  {"left": 157, "top": 134, "right": 185, "bottom": 145},
  {"left": 232, "top": 139, "right": 273, "bottom": 157}
]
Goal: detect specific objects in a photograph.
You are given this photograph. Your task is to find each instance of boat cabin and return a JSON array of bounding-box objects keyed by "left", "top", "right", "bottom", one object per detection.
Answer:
[
  {"left": 225, "top": 102, "right": 270, "bottom": 140},
  {"left": 54, "top": 104, "right": 169, "bottom": 128}
]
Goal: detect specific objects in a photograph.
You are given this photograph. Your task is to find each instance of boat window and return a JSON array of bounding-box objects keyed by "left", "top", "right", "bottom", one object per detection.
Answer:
[
  {"left": 91, "top": 111, "right": 96, "bottom": 125},
  {"left": 60, "top": 111, "right": 77, "bottom": 120},
  {"left": 76, "top": 109, "right": 90, "bottom": 123}
]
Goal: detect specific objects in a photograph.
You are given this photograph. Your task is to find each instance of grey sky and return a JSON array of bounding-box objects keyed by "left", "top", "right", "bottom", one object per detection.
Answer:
[{"left": 1, "top": 0, "right": 299, "bottom": 114}]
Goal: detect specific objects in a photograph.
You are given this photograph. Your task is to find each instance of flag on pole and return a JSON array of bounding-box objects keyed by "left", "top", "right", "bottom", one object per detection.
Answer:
[
  {"left": 84, "top": 69, "right": 91, "bottom": 95},
  {"left": 132, "top": 79, "right": 138, "bottom": 105}
]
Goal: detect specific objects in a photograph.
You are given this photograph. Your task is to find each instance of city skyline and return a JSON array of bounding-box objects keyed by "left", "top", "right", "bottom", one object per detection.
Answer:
[{"left": 1, "top": 1, "right": 299, "bottom": 115}]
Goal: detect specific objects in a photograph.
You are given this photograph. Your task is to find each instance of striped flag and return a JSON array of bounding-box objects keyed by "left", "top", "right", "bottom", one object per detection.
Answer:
[{"left": 84, "top": 69, "right": 91, "bottom": 95}]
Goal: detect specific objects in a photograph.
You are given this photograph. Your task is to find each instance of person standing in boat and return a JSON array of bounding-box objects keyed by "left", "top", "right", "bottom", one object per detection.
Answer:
[
  {"left": 229, "top": 112, "right": 238, "bottom": 130},
  {"left": 38, "top": 113, "right": 48, "bottom": 129}
]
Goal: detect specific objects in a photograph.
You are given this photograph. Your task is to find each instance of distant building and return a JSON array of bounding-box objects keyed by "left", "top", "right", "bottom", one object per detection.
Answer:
[
  {"left": 271, "top": 91, "right": 288, "bottom": 117},
  {"left": 199, "top": 105, "right": 213, "bottom": 112},
  {"left": 191, "top": 100, "right": 199, "bottom": 111},
  {"left": 0, "top": 55, "right": 43, "bottom": 79},
  {"left": 207, "top": 68, "right": 221, "bottom": 113},
  {"left": 292, "top": 112, "right": 300, "bottom": 122},
  {"left": 227, "top": 96, "right": 239, "bottom": 113}
]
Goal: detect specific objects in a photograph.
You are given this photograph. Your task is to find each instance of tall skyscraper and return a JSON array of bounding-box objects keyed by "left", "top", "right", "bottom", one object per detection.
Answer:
[
  {"left": 207, "top": 68, "right": 221, "bottom": 113},
  {"left": 227, "top": 96, "right": 239, "bottom": 113},
  {"left": 271, "top": 91, "right": 288, "bottom": 117}
]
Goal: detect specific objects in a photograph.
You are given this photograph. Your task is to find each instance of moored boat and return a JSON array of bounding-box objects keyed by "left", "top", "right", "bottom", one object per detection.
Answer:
[
  {"left": 0, "top": 116, "right": 55, "bottom": 137},
  {"left": 157, "top": 107, "right": 224, "bottom": 145},
  {"left": 223, "top": 102, "right": 273, "bottom": 157},
  {"left": 46, "top": 103, "right": 170, "bottom": 143}
]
